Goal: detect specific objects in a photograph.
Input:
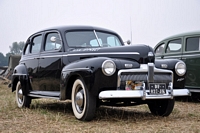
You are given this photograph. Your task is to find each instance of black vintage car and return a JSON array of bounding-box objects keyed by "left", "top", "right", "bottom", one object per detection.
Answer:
[{"left": 11, "top": 26, "right": 190, "bottom": 121}]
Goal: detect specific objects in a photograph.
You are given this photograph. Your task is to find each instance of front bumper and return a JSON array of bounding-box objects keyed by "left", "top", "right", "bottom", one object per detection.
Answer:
[{"left": 99, "top": 89, "right": 190, "bottom": 100}]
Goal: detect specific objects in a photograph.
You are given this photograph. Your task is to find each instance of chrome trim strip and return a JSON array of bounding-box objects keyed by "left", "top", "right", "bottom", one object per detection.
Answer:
[
  {"left": 162, "top": 55, "right": 182, "bottom": 58},
  {"left": 148, "top": 63, "right": 154, "bottom": 83},
  {"left": 182, "top": 54, "right": 200, "bottom": 57},
  {"left": 39, "top": 55, "right": 62, "bottom": 58},
  {"left": 62, "top": 68, "right": 90, "bottom": 72},
  {"left": 64, "top": 52, "right": 140, "bottom": 57},
  {"left": 168, "top": 82, "right": 173, "bottom": 99},
  {"left": 21, "top": 52, "right": 140, "bottom": 61},
  {"left": 98, "top": 89, "right": 190, "bottom": 100},
  {"left": 28, "top": 94, "right": 60, "bottom": 100}
]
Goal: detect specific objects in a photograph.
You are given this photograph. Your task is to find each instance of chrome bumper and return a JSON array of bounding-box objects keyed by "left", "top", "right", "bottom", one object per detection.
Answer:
[{"left": 99, "top": 89, "right": 190, "bottom": 100}]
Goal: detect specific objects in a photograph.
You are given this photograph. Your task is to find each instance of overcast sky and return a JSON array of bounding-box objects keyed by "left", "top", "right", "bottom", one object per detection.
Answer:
[{"left": 0, "top": 0, "right": 200, "bottom": 55}]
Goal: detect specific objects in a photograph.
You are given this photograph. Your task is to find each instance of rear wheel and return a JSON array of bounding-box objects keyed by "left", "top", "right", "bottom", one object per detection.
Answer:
[
  {"left": 16, "top": 81, "right": 31, "bottom": 108},
  {"left": 71, "top": 78, "right": 96, "bottom": 121},
  {"left": 148, "top": 99, "right": 175, "bottom": 116}
]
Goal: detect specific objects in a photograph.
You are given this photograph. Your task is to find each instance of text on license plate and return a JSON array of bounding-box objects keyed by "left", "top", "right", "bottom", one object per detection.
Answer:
[{"left": 149, "top": 83, "right": 166, "bottom": 94}]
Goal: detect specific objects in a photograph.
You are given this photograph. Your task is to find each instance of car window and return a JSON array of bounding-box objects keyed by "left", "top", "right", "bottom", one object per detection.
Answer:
[
  {"left": 31, "top": 35, "right": 42, "bottom": 53},
  {"left": 65, "top": 31, "right": 122, "bottom": 48},
  {"left": 185, "top": 37, "right": 200, "bottom": 51},
  {"left": 166, "top": 39, "right": 182, "bottom": 53},
  {"left": 155, "top": 43, "right": 165, "bottom": 54},
  {"left": 24, "top": 43, "right": 30, "bottom": 55},
  {"left": 44, "top": 32, "right": 62, "bottom": 51},
  {"left": 90, "top": 39, "right": 102, "bottom": 47},
  {"left": 96, "top": 32, "right": 121, "bottom": 47}
]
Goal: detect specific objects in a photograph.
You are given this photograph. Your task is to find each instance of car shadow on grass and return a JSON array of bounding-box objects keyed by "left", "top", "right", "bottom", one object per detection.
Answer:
[
  {"left": 30, "top": 100, "right": 156, "bottom": 122},
  {"left": 175, "top": 93, "right": 200, "bottom": 103}
]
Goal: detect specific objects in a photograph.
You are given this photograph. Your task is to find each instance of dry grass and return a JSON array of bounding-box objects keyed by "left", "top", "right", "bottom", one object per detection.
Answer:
[{"left": 0, "top": 83, "right": 200, "bottom": 133}]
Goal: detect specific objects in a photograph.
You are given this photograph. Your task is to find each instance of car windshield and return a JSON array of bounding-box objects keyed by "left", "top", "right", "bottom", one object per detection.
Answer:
[{"left": 65, "top": 30, "right": 122, "bottom": 48}]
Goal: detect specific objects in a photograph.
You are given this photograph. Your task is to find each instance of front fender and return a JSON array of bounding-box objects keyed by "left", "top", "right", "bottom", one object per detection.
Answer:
[
  {"left": 155, "top": 59, "right": 186, "bottom": 89},
  {"left": 60, "top": 57, "right": 122, "bottom": 100},
  {"left": 12, "top": 64, "right": 28, "bottom": 93}
]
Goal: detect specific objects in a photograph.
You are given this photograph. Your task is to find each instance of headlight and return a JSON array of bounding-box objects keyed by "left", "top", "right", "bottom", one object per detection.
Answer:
[
  {"left": 102, "top": 60, "right": 116, "bottom": 76},
  {"left": 175, "top": 61, "right": 186, "bottom": 76}
]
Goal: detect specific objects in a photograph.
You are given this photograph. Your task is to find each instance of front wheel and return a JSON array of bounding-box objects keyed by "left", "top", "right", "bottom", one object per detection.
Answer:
[
  {"left": 16, "top": 81, "right": 31, "bottom": 108},
  {"left": 71, "top": 78, "right": 96, "bottom": 121},
  {"left": 148, "top": 99, "right": 175, "bottom": 116}
]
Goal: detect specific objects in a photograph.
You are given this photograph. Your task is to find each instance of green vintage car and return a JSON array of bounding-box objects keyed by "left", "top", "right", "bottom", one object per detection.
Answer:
[{"left": 154, "top": 31, "right": 200, "bottom": 93}]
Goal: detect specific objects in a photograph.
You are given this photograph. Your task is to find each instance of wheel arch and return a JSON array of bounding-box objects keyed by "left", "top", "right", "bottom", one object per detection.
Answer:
[{"left": 60, "top": 69, "right": 93, "bottom": 100}]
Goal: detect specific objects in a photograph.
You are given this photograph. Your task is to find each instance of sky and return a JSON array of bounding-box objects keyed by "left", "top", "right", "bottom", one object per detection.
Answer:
[{"left": 0, "top": 0, "right": 200, "bottom": 56}]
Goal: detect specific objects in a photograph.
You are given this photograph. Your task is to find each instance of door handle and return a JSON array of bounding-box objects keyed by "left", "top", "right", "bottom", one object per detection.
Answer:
[{"left": 34, "top": 57, "right": 44, "bottom": 59}]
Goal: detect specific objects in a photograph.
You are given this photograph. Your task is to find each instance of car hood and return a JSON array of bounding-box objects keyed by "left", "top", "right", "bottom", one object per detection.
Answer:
[{"left": 67, "top": 44, "right": 154, "bottom": 64}]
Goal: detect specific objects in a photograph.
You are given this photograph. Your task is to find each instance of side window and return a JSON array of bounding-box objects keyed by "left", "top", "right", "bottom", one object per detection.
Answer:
[
  {"left": 185, "top": 37, "right": 200, "bottom": 51},
  {"left": 45, "top": 32, "right": 62, "bottom": 51},
  {"left": 24, "top": 44, "right": 30, "bottom": 55},
  {"left": 31, "top": 35, "right": 42, "bottom": 53},
  {"left": 166, "top": 39, "right": 182, "bottom": 53},
  {"left": 155, "top": 43, "right": 165, "bottom": 54}
]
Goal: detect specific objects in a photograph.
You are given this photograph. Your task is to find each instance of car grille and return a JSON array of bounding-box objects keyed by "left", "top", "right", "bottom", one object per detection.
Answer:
[{"left": 120, "top": 72, "right": 172, "bottom": 82}]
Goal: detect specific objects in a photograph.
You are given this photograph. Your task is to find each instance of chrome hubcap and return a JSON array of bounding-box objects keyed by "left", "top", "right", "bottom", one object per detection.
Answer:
[
  {"left": 75, "top": 89, "right": 84, "bottom": 113},
  {"left": 18, "top": 88, "right": 23, "bottom": 104}
]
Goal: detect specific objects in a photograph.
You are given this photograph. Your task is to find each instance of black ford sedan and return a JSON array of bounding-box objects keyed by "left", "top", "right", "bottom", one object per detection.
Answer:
[{"left": 11, "top": 26, "right": 190, "bottom": 121}]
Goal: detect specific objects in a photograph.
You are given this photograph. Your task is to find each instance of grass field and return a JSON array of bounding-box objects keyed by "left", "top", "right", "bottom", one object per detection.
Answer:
[{"left": 0, "top": 83, "right": 200, "bottom": 133}]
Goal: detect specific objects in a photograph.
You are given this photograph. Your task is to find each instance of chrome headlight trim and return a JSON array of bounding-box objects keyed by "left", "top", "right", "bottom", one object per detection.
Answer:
[
  {"left": 102, "top": 60, "right": 116, "bottom": 76},
  {"left": 175, "top": 61, "right": 186, "bottom": 76}
]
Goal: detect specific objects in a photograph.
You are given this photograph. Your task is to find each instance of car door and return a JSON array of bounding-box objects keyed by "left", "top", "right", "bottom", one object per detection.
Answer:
[
  {"left": 37, "top": 31, "right": 63, "bottom": 91},
  {"left": 182, "top": 35, "right": 200, "bottom": 90},
  {"left": 22, "top": 33, "right": 43, "bottom": 91}
]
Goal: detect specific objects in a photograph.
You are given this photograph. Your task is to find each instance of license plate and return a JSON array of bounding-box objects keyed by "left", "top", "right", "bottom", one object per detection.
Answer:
[{"left": 149, "top": 83, "right": 166, "bottom": 94}]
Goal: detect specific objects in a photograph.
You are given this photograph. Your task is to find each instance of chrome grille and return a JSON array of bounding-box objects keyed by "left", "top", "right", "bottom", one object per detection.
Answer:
[
  {"left": 120, "top": 73, "right": 172, "bottom": 82},
  {"left": 117, "top": 64, "right": 174, "bottom": 89}
]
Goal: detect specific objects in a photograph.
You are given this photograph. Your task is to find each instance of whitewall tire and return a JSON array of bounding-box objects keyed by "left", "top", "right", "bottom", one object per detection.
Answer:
[{"left": 71, "top": 78, "right": 96, "bottom": 121}]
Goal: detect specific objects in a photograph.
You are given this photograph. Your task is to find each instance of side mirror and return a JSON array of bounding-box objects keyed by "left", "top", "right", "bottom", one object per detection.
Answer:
[
  {"left": 124, "top": 40, "right": 131, "bottom": 45},
  {"left": 127, "top": 40, "right": 131, "bottom": 45},
  {"left": 50, "top": 36, "right": 57, "bottom": 42}
]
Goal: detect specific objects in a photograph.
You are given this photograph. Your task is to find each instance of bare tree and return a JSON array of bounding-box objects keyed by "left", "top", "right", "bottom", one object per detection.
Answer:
[{"left": 9, "top": 41, "right": 25, "bottom": 54}]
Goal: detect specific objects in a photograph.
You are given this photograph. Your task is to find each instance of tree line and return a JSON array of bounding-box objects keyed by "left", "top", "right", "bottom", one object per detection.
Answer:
[{"left": 0, "top": 42, "right": 25, "bottom": 66}]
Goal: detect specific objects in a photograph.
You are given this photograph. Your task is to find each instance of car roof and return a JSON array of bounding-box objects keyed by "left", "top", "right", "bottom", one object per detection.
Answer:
[
  {"left": 35, "top": 25, "right": 118, "bottom": 34},
  {"left": 159, "top": 31, "right": 200, "bottom": 43}
]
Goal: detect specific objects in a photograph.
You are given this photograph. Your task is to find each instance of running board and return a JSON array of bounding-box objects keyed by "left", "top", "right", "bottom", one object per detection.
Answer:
[{"left": 28, "top": 91, "right": 60, "bottom": 100}]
